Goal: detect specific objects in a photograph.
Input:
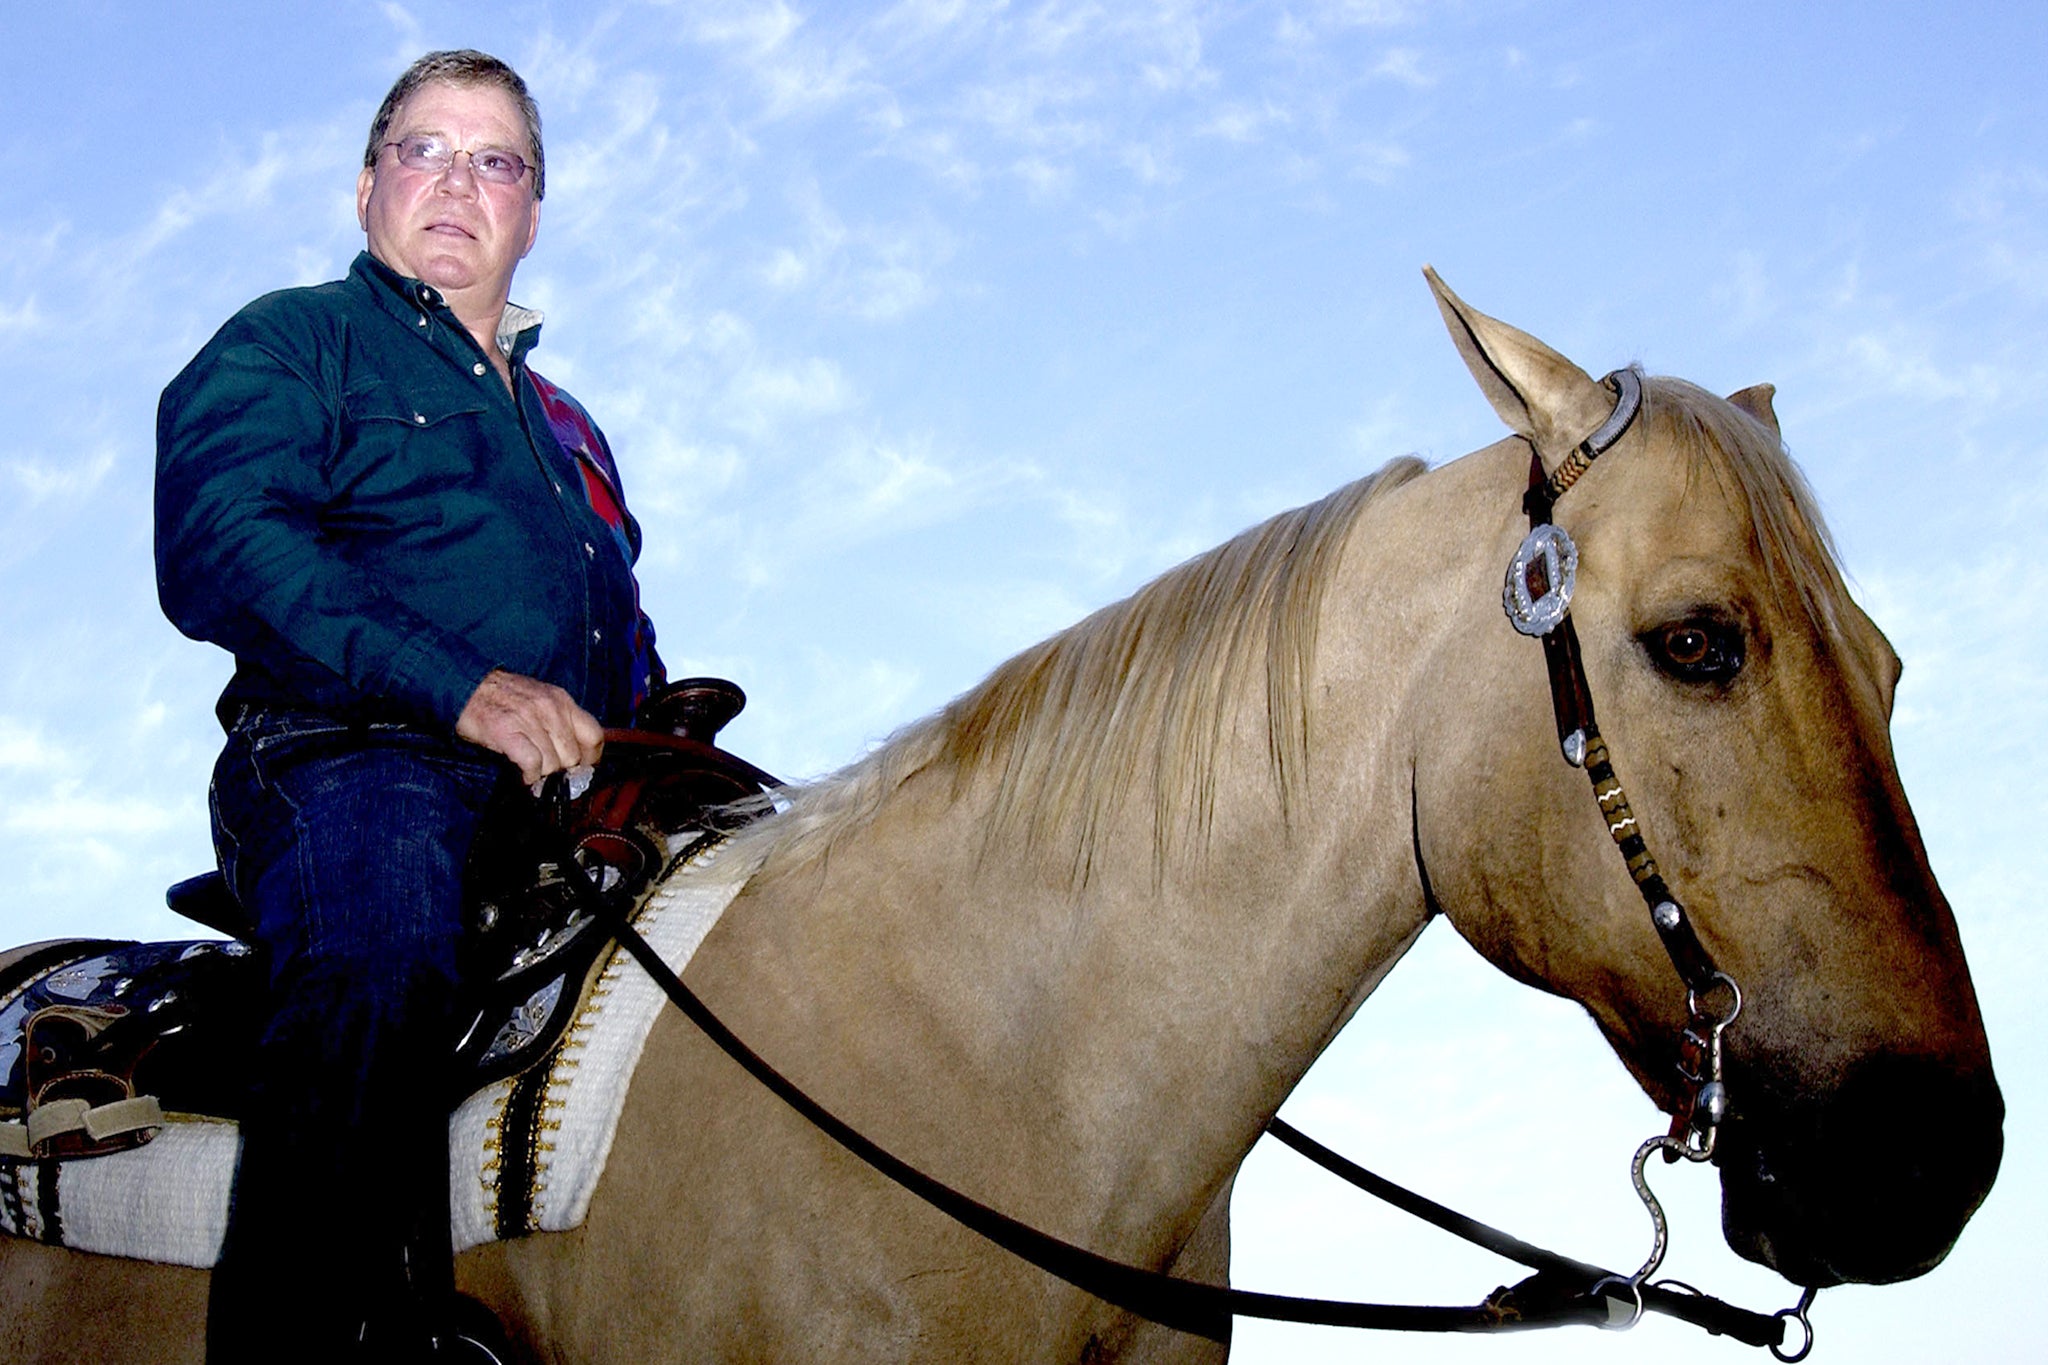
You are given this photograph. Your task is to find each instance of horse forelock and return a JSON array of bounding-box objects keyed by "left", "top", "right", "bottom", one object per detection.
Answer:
[
  {"left": 732, "top": 458, "right": 1428, "bottom": 886},
  {"left": 1638, "top": 376, "right": 1853, "bottom": 641}
]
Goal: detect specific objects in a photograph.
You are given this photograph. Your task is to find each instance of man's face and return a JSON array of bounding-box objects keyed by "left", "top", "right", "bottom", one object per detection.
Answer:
[{"left": 356, "top": 80, "right": 540, "bottom": 311}]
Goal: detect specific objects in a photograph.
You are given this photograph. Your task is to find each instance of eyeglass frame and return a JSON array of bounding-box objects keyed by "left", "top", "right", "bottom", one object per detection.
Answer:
[{"left": 377, "top": 135, "right": 535, "bottom": 188}]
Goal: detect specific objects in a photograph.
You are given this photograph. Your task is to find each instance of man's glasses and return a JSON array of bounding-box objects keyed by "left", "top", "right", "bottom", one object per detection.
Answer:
[{"left": 381, "top": 134, "right": 533, "bottom": 187}]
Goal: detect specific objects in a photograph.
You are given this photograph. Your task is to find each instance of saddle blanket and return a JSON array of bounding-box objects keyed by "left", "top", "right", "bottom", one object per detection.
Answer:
[{"left": 0, "top": 841, "right": 754, "bottom": 1267}]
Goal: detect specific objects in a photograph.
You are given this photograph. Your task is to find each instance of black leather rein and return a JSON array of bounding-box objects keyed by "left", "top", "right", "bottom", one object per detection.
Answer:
[{"left": 547, "top": 825, "right": 1786, "bottom": 1349}]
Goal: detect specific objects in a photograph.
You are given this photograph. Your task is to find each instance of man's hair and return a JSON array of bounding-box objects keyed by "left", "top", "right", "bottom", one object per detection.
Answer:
[{"left": 363, "top": 49, "right": 545, "bottom": 199}]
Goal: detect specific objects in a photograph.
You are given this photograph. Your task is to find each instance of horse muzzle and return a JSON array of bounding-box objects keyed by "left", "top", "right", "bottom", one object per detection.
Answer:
[{"left": 1715, "top": 1052, "right": 2003, "bottom": 1287}]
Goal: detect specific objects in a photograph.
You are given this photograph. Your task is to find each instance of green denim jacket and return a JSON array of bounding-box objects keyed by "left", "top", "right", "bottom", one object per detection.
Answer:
[{"left": 156, "top": 252, "right": 657, "bottom": 732}]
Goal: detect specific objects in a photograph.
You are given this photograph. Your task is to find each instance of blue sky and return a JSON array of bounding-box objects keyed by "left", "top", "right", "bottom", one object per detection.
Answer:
[{"left": 3, "top": 3, "right": 2042, "bottom": 1360}]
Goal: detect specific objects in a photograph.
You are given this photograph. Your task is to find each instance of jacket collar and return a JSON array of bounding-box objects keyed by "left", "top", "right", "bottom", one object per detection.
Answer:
[{"left": 349, "top": 251, "right": 545, "bottom": 366}]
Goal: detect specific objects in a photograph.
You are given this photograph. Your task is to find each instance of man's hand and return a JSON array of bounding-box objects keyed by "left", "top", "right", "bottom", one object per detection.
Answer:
[{"left": 456, "top": 669, "right": 605, "bottom": 785}]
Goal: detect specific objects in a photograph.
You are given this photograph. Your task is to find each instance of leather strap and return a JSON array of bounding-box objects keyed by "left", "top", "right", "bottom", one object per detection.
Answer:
[
  {"left": 1517, "top": 377, "right": 1726, "bottom": 997},
  {"left": 532, "top": 809, "right": 1782, "bottom": 1349}
]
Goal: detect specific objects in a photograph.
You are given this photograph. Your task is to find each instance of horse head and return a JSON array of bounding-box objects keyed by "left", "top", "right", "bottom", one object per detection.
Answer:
[{"left": 1408, "top": 271, "right": 2001, "bottom": 1290}]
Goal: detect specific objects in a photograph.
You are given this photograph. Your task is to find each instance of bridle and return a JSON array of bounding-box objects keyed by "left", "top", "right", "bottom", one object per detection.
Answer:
[
  {"left": 1504, "top": 369, "right": 1813, "bottom": 1354},
  {"left": 547, "top": 377, "right": 1819, "bottom": 1356}
]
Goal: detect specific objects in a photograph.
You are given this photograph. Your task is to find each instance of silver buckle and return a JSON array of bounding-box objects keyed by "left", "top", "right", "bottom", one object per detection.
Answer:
[{"left": 1503, "top": 523, "right": 1578, "bottom": 636}]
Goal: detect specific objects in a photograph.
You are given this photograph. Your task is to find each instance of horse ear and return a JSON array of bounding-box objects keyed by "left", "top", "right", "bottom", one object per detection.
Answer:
[
  {"left": 1423, "top": 266, "right": 1616, "bottom": 465},
  {"left": 1726, "top": 383, "right": 1782, "bottom": 439}
]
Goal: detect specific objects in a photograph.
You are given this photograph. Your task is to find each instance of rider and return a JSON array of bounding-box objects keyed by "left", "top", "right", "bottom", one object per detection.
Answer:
[{"left": 154, "top": 49, "right": 660, "bottom": 1362}]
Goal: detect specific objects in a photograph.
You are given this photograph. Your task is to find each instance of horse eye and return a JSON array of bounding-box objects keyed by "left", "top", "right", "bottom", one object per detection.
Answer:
[
  {"left": 1646, "top": 619, "right": 1744, "bottom": 685},
  {"left": 1665, "top": 627, "right": 1709, "bottom": 665}
]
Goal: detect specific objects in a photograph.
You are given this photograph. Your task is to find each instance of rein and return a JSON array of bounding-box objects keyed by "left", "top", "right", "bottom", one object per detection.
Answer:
[
  {"left": 544, "top": 765, "right": 1797, "bottom": 1344},
  {"left": 581, "top": 858, "right": 1788, "bottom": 1347}
]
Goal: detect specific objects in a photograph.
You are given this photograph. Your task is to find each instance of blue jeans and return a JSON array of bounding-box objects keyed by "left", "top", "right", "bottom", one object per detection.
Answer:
[{"left": 204, "top": 709, "right": 504, "bottom": 1364}]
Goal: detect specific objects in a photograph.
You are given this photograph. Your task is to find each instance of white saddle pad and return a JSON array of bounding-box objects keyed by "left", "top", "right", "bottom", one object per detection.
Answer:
[{"left": 0, "top": 842, "right": 752, "bottom": 1267}]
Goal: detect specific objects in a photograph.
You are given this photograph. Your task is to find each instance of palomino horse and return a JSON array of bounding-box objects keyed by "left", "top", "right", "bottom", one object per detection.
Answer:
[{"left": 0, "top": 273, "right": 2001, "bottom": 1362}]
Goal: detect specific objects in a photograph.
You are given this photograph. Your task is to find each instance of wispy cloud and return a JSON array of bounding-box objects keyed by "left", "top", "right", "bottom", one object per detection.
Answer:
[
  {"left": 756, "top": 179, "right": 953, "bottom": 319},
  {"left": 1837, "top": 328, "right": 1993, "bottom": 403},
  {"left": 1953, "top": 163, "right": 2048, "bottom": 303},
  {"left": 1202, "top": 100, "right": 1291, "bottom": 145},
  {"left": 0, "top": 717, "right": 68, "bottom": 771},
  {"left": 0, "top": 296, "right": 41, "bottom": 332},
  {"left": 683, "top": 0, "right": 874, "bottom": 118},
  {"left": 377, "top": 2, "right": 424, "bottom": 54},
  {"left": 1276, "top": 0, "right": 1416, "bottom": 44},
  {"left": 4, "top": 443, "right": 118, "bottom": 504},
  {"left": 2, "top": 783, "right": 182, "bottom": 841},
  {"left": 722, "top": 353, "right": 856, "bottom": 435},
  {"left": 1369, "top": 46, "right": 1433, "bottom": 88}
]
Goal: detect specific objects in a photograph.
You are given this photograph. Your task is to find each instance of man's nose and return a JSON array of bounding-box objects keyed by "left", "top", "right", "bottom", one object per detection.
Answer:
[{"left": 436, "top": 153, "right": 480, "bottom": 193}]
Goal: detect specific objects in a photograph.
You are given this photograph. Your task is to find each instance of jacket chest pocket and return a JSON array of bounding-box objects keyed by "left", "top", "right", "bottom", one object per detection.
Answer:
[
  {"left": 335, "top": 381, "right": 494, "bottom": 500},
  {"left": 343, "top": 378, "right": 488, "bottom": 431}
]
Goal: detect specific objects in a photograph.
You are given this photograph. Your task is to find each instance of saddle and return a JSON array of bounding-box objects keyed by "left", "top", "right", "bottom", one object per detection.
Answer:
[{"left": 0, "top": 678, "right": 776, "bottom": 1164}]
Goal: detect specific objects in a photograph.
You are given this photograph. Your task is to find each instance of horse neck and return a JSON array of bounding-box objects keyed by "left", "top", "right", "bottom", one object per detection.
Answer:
[{"left": 689, "top": 454, "right": 1504, "bottom": 1256}]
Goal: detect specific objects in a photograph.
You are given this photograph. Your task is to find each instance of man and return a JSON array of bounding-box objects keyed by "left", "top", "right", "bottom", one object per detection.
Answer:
[{"left": 155, "top": 50, "right": 660, "bottom": 1362}]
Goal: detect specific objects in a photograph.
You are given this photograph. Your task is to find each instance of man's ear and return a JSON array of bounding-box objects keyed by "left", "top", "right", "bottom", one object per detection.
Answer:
[
  {"left": 356, "top": 166, "right": 375, "bottom": 232},
  {"left": 521, "top": 196, "right": 541, "bottom": 259}
]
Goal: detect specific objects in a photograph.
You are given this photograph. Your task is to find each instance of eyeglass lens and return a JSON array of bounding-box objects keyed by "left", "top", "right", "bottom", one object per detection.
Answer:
[{"left": 391, "top": 136, "right": 529, "bottom": 185}]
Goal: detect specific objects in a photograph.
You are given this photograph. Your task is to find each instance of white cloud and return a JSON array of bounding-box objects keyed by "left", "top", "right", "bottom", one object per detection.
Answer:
[
  {"left": 1277, "top": 0, "right": 1416, "bottom": 40},
  {"left": 1019, "top": 1, "right": 1107, "bottom": 56},
  {"left": 834, "top": 438, "right": 957, "bottom": 521},
  {"left": 5, "top": 444, "right": 118, "bottom": 504},
  {"left": 1119, "top": 141, "right": 1178, "bottom": 185},
  {"left": 688, "top": 0, "right": 804, "bottom": 54},
  {"left": 684, "top": 0, "right": 873, "bottom": 119},
  {"left": 1346, "top": 139, "right": 1410, "bottom": 183},
  {"left": 722, "top": 355, "right": 856, "bottom": 434},
  {"left": 1322, "top": 0, "right": 1415, "bottom": 25},
  {"left": 1013, "top": 154, "right": 1075, "bottom": 200},
  {"left": 1137, "top": 13, "right": 1214, "bottom": 93},
  {"left": 1952, "top": 165, "right": 2048, "bottom": 304},
  {"left": 1837, "top": 329, "right": 1988, "bottom": 403},
  {"left": 0, "top": 718, "right": 69, "bottom": 771},
  {"left": 3, "top": 784, "right": 182, "bottom": 840},
  {"left": 852, "top": 259, "right": 939, "bottom": 320},
  {"left": 875, "top": 0, "right": 980, "bottom": 33},
  {"left": 1202, "top": 101, "right": 1289, "bottom": 145},
  {"left": 0, "top": 296, "right": 41, "bottom": 331},
  {"left": 754, "top": 181, "right": 950, "bottom": 320},
  {"left": 962, "top": 73, "right": 1103, "bottom": 152},
  {"left": 1712, "top": 249, "right": 1774, "bottom": 333},
  {"left": 1369, "top": 46, "right": 1432, "bottom": 88},
  {"left": 376, "top": 1, "right": 425, "bottom": 63}
]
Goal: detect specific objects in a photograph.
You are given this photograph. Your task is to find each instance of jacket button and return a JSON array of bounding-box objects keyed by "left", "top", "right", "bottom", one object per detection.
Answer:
[
  {"left": 592, "top": 629, "right": 603, "bottom": 642},
  {"left": 473, "top": 362, "right": 487, "bottom": 377},
  {"left": 414, "top": 414, "right": 427, "bottom": 425},
  {"left": 584, "top": 542, "right": 595, "bottom": 557}
]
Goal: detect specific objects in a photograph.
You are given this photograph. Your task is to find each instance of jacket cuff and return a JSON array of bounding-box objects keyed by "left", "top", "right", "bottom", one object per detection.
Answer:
[{"left": 379, "top": 629, "right": 499, "bottom": 733}]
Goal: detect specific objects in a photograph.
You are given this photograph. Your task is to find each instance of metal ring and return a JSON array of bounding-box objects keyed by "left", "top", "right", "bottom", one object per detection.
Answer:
[
  {"left": 1769, "top": 1286, "right": 1819, "bottom": 1363},
  {"left": 1686, "top": 971, "right": 1743, "bottom": 1029},
  {"left": 1588, "top": 1275, "right": 1645, "bottom": 1331}
]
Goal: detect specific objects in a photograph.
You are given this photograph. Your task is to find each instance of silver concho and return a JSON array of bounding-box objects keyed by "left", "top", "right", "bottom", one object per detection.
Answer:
[{"left": 1503, "top": 523, "right": 1578, "bottom": 637}]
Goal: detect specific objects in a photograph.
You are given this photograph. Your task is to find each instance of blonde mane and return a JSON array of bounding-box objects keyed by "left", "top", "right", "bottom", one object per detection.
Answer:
[
  {"left": 728, "top": 379, "right": 1851, "bottom": 891},
  {"left": 736, "top": 459, "right": 1427, "bottom": 885},
  {"left": 1638, "top": 376, "right": 1853, "bottom": 638}
]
